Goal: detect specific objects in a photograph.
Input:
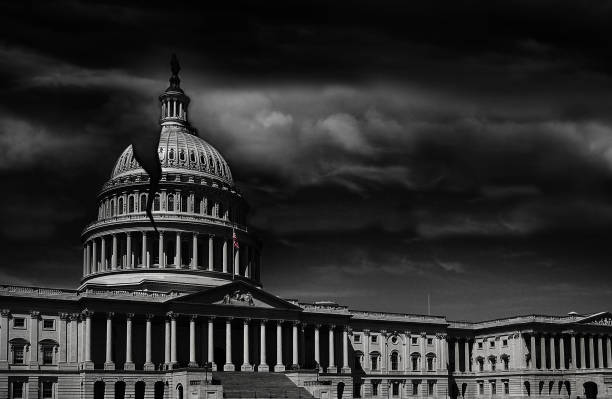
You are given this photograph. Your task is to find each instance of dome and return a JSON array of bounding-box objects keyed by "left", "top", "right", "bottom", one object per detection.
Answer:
[{"left": 111, "top": 125, "right": 234, "bottom": 185}]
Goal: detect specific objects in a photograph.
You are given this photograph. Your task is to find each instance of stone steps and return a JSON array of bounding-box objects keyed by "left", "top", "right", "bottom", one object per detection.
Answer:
[{"left": 212, "top": 372, "right": 314, "bottom": 399}]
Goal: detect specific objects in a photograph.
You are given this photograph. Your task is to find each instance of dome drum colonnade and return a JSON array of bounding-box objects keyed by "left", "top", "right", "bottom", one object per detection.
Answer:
[{"left": 80, "top": 56, "right": 261, "bottom": 290}]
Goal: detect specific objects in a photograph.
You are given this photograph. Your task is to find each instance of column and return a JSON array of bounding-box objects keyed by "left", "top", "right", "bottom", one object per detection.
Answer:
[
  {"left": 580, "top": 335, "right": 586, "bottom": 369},
  {"left": 58, "top": 313, "right": 68, "bottom": 364},
  {"left": 84, "top": 310, "right": 93, "bottom": 368},
  {"left": 164, "top": 317, "right": 171, "bottom": 366},
  {"left": 158, "top": 231, "right": 165, "bottom": 267},
  {"left": 126, "top": 232, "right": 132, "bottom": 269},
  {"left": 170, "top": 313, "right": 177, "bottom": 366},
  {"left": 86, "top": 242, "right": 92, "bottom": 274},
  {"left": 234, "top": 247, "right": 240, "bottom": 276},
  {"left": 291, "top": 322, "right": 299, "bottom": 369},
  {"left": 175, "top": 231, "right": 182, "bottom": 268},
  {"left": 244, "top": 245, "right": 250, "bottom": 277},
  {"left": 439, "top": 334, "right": 447, "bottom": 372},
  {"left": 192, "top": 233, "right": 198, "bottom": 270},
  {"left": 111, "top": 234, "right": 118, "bottom": 269},
  {"left": 125, "top": 313, "right": 135, "bottom": 370},
  {"left": 540, "top": 335, "right": 546, "bottom": 369},
  {"left": 274, "top": 321, "right": 285, "bottom": 372},
  {"left": 104, "top": 312, "right": 115, "bottom": 370},
  {"left": 571, "top": 333, "right": 577, "bottom": 369},
  {"left": 92, "top": 239, "right": 98, "bottom": 273},
  {"left": 100, "top": 236, "right": 106, "bottom": 270},
  {"left": 83, "top": 246, "right": 87, "bottom": 275},
  {"left": 549, "top": 335, "right": 556, "bottom": 369},
  {"left": 464, "top": 339, "right": 470, "bottom": 372},
  {"left": 597, "top": 335, "right": 604, "bottom": 368},
  {"left": 259, "top": 320, "right": 269, "bottom": 372},
  {"left": 589, "top": 335, "right": 595, "bottom": 369},
  {"left": 559, "top": 334, "right": 566, "bottom": 369},
  {"left": 189, "top": 315, "right": 197, "bottom": 367},
  {"left": 222, "top": 240, "right": 228, "bottom": 273},
  {"left": 68, "top": 314, "right": 79, "bottom": 364},
  {"left": 208, "top": 235, "right": 214, "bottom": 271},
  {"left": 455, "top": 339, "right": 460, "bottom": 371},
  {"left": 342, "top": 327, "right": 350, "bottom": 373},
  {"left": 207, "top": 317, "right": 217, "bottom": 370},
  {"left": 142, "top": 232, "right": 148, "bottom": 268},
  {"left": 420, "top": 332, "right": 426, "bottom": 371},
  {"left": 144, "top": 314, "right": 154, "bottom": 370},
  {"left": 314, "top": 325, "right": 321, "bottom": 371},
  {"left": 328, "top": 325, "right": 337, "bottom": 373},
  {"left": 242, "top": 319, "right": 253, "bottom": 371},
  {"left": 28, "top": 311, "right": 39, "bottom": 368},
  {"left": 607, "top": 335, "right": 612, "bottom": 369},
  {"left": 224, "top": 318, "right": 235, "bottom": 371},
  {"left": 530, "top": 334, "right": 536, "bottom": 369}
]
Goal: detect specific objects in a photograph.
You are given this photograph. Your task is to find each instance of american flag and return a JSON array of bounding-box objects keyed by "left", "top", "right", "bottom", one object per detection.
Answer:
[{"left": 232, "top": 229, "right": 239, "bottom": 249}]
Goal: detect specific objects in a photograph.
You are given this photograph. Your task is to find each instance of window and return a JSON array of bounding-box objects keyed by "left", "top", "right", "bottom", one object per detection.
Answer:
[
  {"left": 140, "top": 194, "right": 147, "bottom": 212},
  {"left": 491, "top": 381, "right": 497, "bottom": 396},
  {"left": 194, "top": 196, "right": 201, "bottom": 214},
  {"left": 12, "top": 381, "right": 24, "bottom": 398},
  {"left": 371, "top": 355, "right": 378, "bottom": 370},
  {"left": 477, "top": 342, "right": 483, "bottom": 349},
  {"left": 154, "top": 195, "right": 160, "bottom": 211},
  {"left": 181, "top": 196, "right": 188, "bottom": 213},
  {"left": 118, "top": 197, "right": 124, "bottom": 215},
  {"left": 42, "top": 346, "right": 53, "bottom": 365},
  {"left": 428, "top": 381, "right": 435, "bottom": 396},
  {"left": 43, "top": 319, "right": 55, "bottom": 330},
  {"left": 128, "top": 196, "right": 135, "bottom": 213},
  {"left": 392, "top": 382, "right": 400, "bottom": 397},
  {"left": 110, "top": 200, "right": 115, "bottom": 216},
  {"left": 503, "top": 381, "right": 509, "bottom": 395},
  {"left": 412, "top": 337, "right": 418, "bottom": 345},
  {"left": 391, "top": 336, "right": 398, "bottom": 344},
  {"left": 371, "top": 335, "right": 378, "bottom": 344},
  {"left": 13, "top": 346, "right": 24, "bottom": 364},
  {"left": 42, "top": 380, "right": 53, "bottom": 398},
  {"left": 354, "top": 334, "right": 361, "bottom": 343},
  {"left": 372, "top": 381, "right": 378, "bottom": 397},
  {"left": 502, "top": 356, "right": 509, "bottom": 370},
  {"left": 478, "top": 381, "right": 484, "bottom": 395},
  {"left": 391, "top": 352, "right": 399, "bottom": 371},
  {"left": 412, "top": 382, "right": 419, "bottom": 396},
  {"left": 490, "top": 341, "right": 495, "bottom": 348},
  {"left": 478, "top": 358, "right": 484, "bottom": 371},
  {"left": 179, "top": 150, "right": 186, "bottom": 162},
  {"left": 491, "top": 358, "right": 496, "bottom": 371},
  {"left": 13, "top": 318, "right": 25, "bottom": 328},
  {"left": 411, "top": 355, "right": 419, "bottom": 371},
  {"left": 502, "top": 339, "right": 508, "bottom": 347},
  {"left": 427, "top": 356, "right": 434, "bottom": 371},
  {"left": 167, "top": 194, "right": 174, "bottom": 211},
  {"left": 427, "top": 338, "right": 433, "bottom": 345}
]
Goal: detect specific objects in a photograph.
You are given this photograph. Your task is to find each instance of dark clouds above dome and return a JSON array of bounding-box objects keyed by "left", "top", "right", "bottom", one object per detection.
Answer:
[{"left": 2, "top": 1, "right": 612, "bottom": 320}]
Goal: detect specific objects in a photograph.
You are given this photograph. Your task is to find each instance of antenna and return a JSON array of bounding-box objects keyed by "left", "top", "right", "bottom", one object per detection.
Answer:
[{"left": 428, "top": 293, "right": 431, "bottom": 315}]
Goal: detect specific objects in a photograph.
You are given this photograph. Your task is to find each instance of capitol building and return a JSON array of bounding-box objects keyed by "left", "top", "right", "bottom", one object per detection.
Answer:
[{"left": 1, "top": 59, "right": 612, "bottom": 399}]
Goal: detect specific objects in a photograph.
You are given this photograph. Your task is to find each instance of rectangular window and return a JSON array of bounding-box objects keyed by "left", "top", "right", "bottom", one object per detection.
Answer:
[
  {"left": 371, "top": 356, "right": 378, "bottom": 370},
  {"left": 491, "top": 381, "right": 497, "bottom": 396},
  {"left": 43, "top": 319, "right": 55, "bottom": 330},
  {"left": 42, "top": 347, "right": 53, "bottom": 365},
  {"left": 13, "top": 347, "right": 24, "bottom": 364},
  {"left": 13, "top": 318, "right": 25, "bottom": 328},
  {"left": 478, "top": 342, "right": 483, "bottom": 349},
  {"left": 478, "top": 381, "right": 484, "bottom": 395},
  {"left": 412, "top": 382, "right": 419, "bottom": 396},
  {"left": 354, "top": 334, "right": 361, "bottom": 343},
  {"left": 412, "top": 337, "right": 418, "bottom": 345},
  {"left": 490, "top": 341, "right": 495, "bottom": 348},
  {"left": 371, "top": 335, "right": 378, "bottom": 343},
  {"left": 392, "top": 382, "right": 400, "bottom": 397},
  {"left": 12, "top": 381, "right": 24, "bottom": 398},
  {"left": 372, "top": 381, "right": 378, "bottom": 397},
  {"left": 428, "top": 381, "right": 435, "bottom": 396},
  {"left": 503, "top": 381, "right": 509, "bottom": 395},
  {"left": 42, "top": 380, "right": 53, "bottom": 398},
  {"left": 427, "top": 338, "right": 433, "bottom": 345},
  {"left": 502, "top": 339, "right": 508, "bottom": 347}
]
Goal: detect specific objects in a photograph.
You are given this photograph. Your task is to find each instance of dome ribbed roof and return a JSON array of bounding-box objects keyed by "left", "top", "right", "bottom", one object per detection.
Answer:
[{"left": 111, "top": 125, "right": 233, "bottom": 185}]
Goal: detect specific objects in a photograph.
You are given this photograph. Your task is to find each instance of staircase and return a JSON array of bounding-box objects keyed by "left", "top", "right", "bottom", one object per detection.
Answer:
[{"left": 212, "top": 372, "right": 315, "bottom": 399}]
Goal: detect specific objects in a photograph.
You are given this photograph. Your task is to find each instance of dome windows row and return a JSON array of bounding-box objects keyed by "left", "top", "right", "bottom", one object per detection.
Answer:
[{"left": 97, "top": 190, "right": 246, "bottom": 226}]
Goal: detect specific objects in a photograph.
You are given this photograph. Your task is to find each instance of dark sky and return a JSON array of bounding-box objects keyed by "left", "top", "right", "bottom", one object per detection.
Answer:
[{"left": 2, "top": 1, "right": 612, "bottom": 321}]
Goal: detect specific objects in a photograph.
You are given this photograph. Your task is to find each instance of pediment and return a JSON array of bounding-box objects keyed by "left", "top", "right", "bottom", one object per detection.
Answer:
[
  {"left": 169, "top": 281, "right": 302, "bottom": 311},
  {"left": 576, "top": 312, "right": 612, "bottom": 326}
]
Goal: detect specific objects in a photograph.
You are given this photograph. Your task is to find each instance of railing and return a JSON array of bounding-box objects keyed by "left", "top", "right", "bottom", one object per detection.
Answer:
[
  {"left": 82, "top": 212, "right": 249, "bottom": 234},
  {"left": 83, "top": 288, "right": 180, "bottom": 298},
  {"left": 350, "top": 310, "right": 447, "bottom": 323},
  {"left": 0, "top": 285, "right": 76, "bottom": 296},
  {"left": 450, "top": 314, "right": 578, "bottom": 329}
]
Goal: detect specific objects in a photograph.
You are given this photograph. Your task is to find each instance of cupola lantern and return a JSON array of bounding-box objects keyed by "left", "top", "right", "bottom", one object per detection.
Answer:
[{"left": 159, "top": 54, "right": 190, "bottom": 127}]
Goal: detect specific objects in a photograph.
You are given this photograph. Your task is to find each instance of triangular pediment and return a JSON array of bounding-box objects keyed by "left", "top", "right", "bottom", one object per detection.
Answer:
[
  {"left": 169, "top": 280, "right": 302, "bottom": 311},
  {"left": 576, "top": 312, "right": 612, "bottom": 326}
]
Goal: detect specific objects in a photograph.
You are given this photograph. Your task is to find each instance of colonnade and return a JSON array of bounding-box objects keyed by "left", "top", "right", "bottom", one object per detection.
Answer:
[
  {"left": 527, "top": 332, "right": 612, "bottom": 370},
  {"left": 82, "top": 230, "right": 260, "bottom": 280},
  {"left": 81, "top": 312, "right": 351, "bottom": 374}
]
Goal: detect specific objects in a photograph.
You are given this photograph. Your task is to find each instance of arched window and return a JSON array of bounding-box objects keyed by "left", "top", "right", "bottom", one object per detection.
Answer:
[
  {"left": 135, "top": 381, "right": 145, "bottom": 399},
  {"left": 179, "top": 149, "right": 186, "bottom": 162},
  {"left": 167, "top": 194, "right": 174, "bottom": 212},
  {"left": 477, "top": 356, "right": 484, "bottom": 371},
  {"left": 94, "top": 381, "right": 105, "bottom": 399},
  {"left": 110, "top": 200, "right": 115, "bottom": 217},
  {"left": 390, "top": 351, "right": 399, "bottom": 371},
  {"left": 153, "top": 195, "right": 160, "bottom": 211},
  {"left": 208, "top": 156, "right": 214, "bottom": 172},
  {"left": 154, "top": 381, "right": 165, "bottom": 399},
  {"left": 169, "top": 149, "right": 175, "bottom": 160},
  {"left": 501, "top": 354, "right": 510, "bottom": 370},
  {"left": 426, "top": 353, "right": 436, "bottom": 371},
  {"left": 118, "top": 198, "right": 124, "bottom": 215},
  {"left": 140, "top": 194, "right": 147, "bottom": 212},
  {"left": 354, "top": 351, "right": 364, "bottom": 370},
  {"left": 190, "top": 152, "right": 196, "bottom": 163},
  {"left": 115, "top": 381, "right": 126, "bottom": 399},
  {"left": 176, "top": 384, "right": 184, "bottom": 399},
  {"left": 9, "top": 338, "right": 29, "bottom": 365},
  {"left": 411, "top": 353, "right": 420, "bottom": 371},
  {"left": 489, "top": 355, "right": 497, "bottom": 371},
  {"left": 40, "top": 339, "right": 58, "bottom": 365},
  {"left": 128, "top": 196, "right": 135, "bottom": 213},
  {"left": 200, "top": 154, "right": 205, "bottom": 165},
  {"left": 370, "top": 352, "right": 380, "bottom": 371},
  {"left": 181, "top": 195, "right": 188, "bottom": 213}
]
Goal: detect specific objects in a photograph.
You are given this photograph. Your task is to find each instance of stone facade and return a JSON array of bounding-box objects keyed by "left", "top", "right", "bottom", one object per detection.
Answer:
[{"left": 1, "top": 59, "right": 610, "bottom": 399}]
